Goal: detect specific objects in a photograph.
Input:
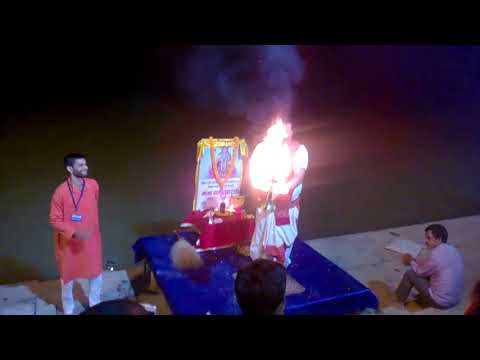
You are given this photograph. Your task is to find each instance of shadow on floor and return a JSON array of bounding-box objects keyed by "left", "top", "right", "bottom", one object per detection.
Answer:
[
  {"left": 368, "top": 280, "right": 430, "bottom": 314},
  {"left": 0, "top": 257, "right": 44, "bottom": 285}
]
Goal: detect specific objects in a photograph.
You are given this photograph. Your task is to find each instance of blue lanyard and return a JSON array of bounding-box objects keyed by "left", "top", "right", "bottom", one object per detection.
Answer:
[{"left": 67, "top": 178, "right": 85, "bottom": 212}]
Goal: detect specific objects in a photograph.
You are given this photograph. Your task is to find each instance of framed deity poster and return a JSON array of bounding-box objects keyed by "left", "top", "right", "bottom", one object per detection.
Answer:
[{"left": 193, "top": 137, "right": 249, "bottom": 211}]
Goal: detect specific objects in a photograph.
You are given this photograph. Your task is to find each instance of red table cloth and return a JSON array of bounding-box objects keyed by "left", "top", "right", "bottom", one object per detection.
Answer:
[{"left": 182, "top": 210, "right": 255, "bottom": 250}]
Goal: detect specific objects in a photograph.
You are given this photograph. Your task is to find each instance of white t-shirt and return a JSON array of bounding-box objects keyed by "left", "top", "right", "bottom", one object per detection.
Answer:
[
  {"left": 291, "top": 145, "right": 308, "bottom": 201},
  {"left": 293, "top": 144, "right": 309, "bottom": 173}
]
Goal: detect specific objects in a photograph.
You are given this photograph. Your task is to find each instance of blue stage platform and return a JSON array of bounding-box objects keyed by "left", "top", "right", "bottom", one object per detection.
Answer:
[{"left": 132, "top": 234, "right": 379, "bottom": 315}]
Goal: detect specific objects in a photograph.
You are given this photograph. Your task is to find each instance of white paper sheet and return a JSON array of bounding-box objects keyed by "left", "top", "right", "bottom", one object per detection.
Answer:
[{"left": 385, "top": 238, "right": 424, "bottom": 257}]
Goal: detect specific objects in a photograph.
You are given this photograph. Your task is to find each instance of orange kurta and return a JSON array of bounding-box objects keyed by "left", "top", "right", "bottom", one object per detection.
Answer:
[{"left": 49, "top": 178, "right": 103, "bottom": 283}]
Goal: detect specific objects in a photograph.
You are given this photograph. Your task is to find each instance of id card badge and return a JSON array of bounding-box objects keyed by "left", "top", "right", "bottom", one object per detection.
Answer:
[{"left": 71, "top": 214, "right": 82, "bottom": 222}]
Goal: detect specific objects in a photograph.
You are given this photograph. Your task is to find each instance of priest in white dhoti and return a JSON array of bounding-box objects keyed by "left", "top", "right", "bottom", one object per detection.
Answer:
[{"left": 249, "top": 118, "right": 309, "bottom": 267}]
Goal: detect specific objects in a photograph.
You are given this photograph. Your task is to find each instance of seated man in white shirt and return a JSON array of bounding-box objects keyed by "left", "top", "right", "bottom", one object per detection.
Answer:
[{"left": 396, "top": 224, "right": 464, "bottom": 309}]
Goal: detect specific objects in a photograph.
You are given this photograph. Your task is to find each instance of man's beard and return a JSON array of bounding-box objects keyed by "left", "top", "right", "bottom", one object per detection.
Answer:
[{"left": 73, "top": 170, "right": 88, "bottom": 178}]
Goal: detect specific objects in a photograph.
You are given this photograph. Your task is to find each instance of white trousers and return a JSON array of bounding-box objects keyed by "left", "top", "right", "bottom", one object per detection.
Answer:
[
  {"left": 60, "top": 273, "right": 103, "bottom": 315},
  {"left": 250, "top": 207, "right": 299, "bottom": 267}
]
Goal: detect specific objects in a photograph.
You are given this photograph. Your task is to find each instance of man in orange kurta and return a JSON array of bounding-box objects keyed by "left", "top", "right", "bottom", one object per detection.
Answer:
[{"left": 49, "top": 153, "right": 103, "bottom": 315}]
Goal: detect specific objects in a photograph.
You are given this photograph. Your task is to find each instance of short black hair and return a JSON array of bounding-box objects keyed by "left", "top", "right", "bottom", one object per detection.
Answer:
[
  {"left": 468, "top": 281, "right": 480, "bottom": 315},
  {"left": 64, "top": 153, "right": 86, "bottom": 168},
  {"left": 235, "top": 259, "right": 287, "bottom": 315},
  {"left": 473, "top": 281, "right": 480, "bottom": 300},
  {"left": 425, "top": 224, "right": 448, "bottom": 243},
  {"left": 80, "top": 300, "right": 153, "bottom": 315}
]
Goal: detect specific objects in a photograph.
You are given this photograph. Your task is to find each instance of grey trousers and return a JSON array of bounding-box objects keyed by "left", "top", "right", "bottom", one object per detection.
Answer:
[{"left": 395, "top": 269, "right": 443, "bottom": 308}]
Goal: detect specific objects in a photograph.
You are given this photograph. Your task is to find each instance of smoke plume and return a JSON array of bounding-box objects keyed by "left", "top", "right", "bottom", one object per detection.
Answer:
[{"left": 178, "top": 45, "right": 305, "bottom": 123}]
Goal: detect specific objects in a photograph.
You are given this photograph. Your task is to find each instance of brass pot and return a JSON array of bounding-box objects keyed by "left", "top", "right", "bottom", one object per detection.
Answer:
[{"left": 230, "top": 195, "right": 245, "bottom": 209}]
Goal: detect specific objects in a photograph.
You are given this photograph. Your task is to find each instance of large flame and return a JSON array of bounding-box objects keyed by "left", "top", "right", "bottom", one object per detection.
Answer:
[{"left": 249, "top": 118, "right": 292, "bottom": 194}]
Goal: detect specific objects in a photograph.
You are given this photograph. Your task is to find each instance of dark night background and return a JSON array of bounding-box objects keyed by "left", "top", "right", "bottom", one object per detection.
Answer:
[{"left": 2, "top": 44, "right": 480, "bottom": 284}]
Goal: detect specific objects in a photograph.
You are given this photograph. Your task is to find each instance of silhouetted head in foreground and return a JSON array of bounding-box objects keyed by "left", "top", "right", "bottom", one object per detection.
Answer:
[
  {"left": 80, "top": 300, "right": 153, "bottom": 315},
  {"left": 235, "top": 259, "right": 287, "bottom": 315},
  {"left": 465, "top": 281, "right": 480, "bottom": 315}
]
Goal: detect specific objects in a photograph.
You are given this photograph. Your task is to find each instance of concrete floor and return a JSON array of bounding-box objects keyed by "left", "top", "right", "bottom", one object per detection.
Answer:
[
  {"left": 2, "top": 214, "right": 477, "bottom": 315},
  {"left": 307, "top": 214, "right": 480, "bottom": 315},
  {"left": 134, "top": 214, "right": 479, "bottom": 315}
]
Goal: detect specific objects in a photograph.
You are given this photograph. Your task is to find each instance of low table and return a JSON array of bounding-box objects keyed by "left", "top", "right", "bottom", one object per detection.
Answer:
[{"left": 132, "top": 235, "right": 379, "bottom": 315}]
